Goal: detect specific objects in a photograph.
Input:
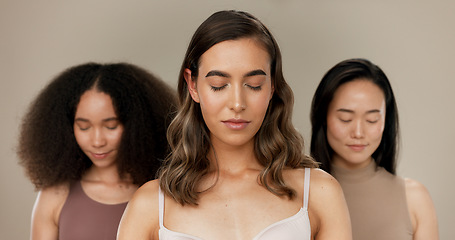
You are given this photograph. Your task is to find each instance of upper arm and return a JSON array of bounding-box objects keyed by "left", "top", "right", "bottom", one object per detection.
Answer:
[
  {"left": 31, "top": 186, "right": 68, "bottom": 240},
  {"left": 117, "top": 180, "right": 160, "bottom": 240},
  {"left": 405, "top": 178, "right": 439, "bottom": 240},
  {"left": 309, "top": 169, "right": 352, "bottom": 240}
]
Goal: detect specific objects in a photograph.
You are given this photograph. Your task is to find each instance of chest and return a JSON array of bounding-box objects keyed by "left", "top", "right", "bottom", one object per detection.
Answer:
[
  {"left": 164, "top": 187, "right": 304, "bottom": 239},
  {"left": 339, "top": 177, "right": 413, "bottom": 239},
  {"left": 58, "top": 184, "right": 127, "bottom": 240}
]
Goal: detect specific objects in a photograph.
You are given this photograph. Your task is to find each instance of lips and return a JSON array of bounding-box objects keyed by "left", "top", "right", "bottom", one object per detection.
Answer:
[
  {"left": 222, "top": 118, "right": 250, "bottom": 130},
  {"left": 347, "top": 144, "right": 367, "bottom": 152},
  {"left": 91, "top": 151, "right": 112, "bottom": 159}
]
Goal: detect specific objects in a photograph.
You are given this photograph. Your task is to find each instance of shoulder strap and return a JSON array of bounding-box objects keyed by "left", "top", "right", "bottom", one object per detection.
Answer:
[
  {"left": 158, "top": 186, "right": 164, "bottom": 228},
  {"left": 303, "top": 168, "right": 311, "bottom": 210}
]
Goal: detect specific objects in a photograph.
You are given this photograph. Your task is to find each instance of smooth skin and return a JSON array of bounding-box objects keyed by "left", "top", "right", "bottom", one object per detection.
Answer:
[
  {"left": 326, "top": 79, "right": 438, "bottom": 239},
  {"left": 117, "top": 38, "right": 351, "bottom": 240},
  {"left": 31, "top": 90, "right": 138, "bottom": 240}
]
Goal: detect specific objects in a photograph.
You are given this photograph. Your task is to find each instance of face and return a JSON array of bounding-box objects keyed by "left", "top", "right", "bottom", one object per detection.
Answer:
[
  {"left": 74, "top": 89, "right": 124, "bottom": 168},
  {"left": 185, "top": 38, "right": 274, "bottom": 149},
  {"left": 326, "top": 79, "right": 385, "bottom": 169}
]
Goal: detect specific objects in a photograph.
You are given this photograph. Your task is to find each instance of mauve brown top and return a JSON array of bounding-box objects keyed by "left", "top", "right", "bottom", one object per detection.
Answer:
[
  {"left": 332, "top": 161, "right": 413, "bottom": 240},
  {"left": 58, "top": 181, "right": 128, "bottom": 240}
]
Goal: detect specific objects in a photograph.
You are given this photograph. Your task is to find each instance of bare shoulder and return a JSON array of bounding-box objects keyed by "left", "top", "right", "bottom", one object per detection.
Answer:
[
  {"left": 283, "top": 168, "right": 342, "bottom": 197},
  {"left": 308, "top": 169, "right": 352, "bottom": 239},
  {"left": 309, "top": 168, "right": 343, "bottom": 195},
  {"left": 307, "top": 168, "right": 346, "bottom": 212},
  {"left": 31, "top": 183, "right": 70, "bottom": 239},
  {"left": 404, "top": 178, "right": 439, "bottom": 239},
  {"left": 40, "top": 182, "right": 70, "bottom": 196},
  {"left": 117, "top": 179, "right": 160, "bottom": 240},
  {"left": 404, "top": 177, "right": 435, "bottom": 211},
  {"left": 35, "top": 182, "right": 70, "bottom": 214},
  {"left": 126, "top": 179, "right": 160, "bottom": 215},
  {"left": 135, "top": 179, "right": 160, "bottom": 197},
  {"left": 404, "top": 178, "right": 430, "bottom": 197}
]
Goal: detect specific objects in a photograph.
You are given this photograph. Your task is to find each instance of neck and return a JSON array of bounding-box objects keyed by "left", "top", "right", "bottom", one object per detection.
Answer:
[
  {"left": 332, "top": 156, "right": 373, "bottom": 170},
  {"left": 208, "top": 138, "right": 262, "bottom": 174},
  {"left": 83, "top": 164, "right": 129, "bottom": 184}
]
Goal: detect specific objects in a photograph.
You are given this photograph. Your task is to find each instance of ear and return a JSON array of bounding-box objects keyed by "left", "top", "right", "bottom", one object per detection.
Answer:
[
  {"left": 270, "top": 84, "right": 275, "bottom": 101},
  {"left": 184, "top": 68, "right": 200, "bottom": 103}
]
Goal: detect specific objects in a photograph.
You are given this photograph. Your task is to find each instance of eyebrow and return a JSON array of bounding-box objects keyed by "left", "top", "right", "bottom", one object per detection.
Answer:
[
  {"left": 206, "top": 70, "right": 229, "bottom": 78},
  {"left": 205, "top": 69, "right": 267, "bottom": 78},
  {"left": 74, "top": 117, "right": 119, "bottom": 122},
  {"left": 244, "top": 69, "right": 267, "bottom": 77},
  {"left": 336, "top": 108, "right": 381, "bottom": 114}
]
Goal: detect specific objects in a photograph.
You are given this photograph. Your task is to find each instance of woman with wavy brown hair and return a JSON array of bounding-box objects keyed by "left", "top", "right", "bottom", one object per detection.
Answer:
[
  {"left": 118, "top": 10, "right": 351, "bottom": 240},
  {"left": 17, "top": 62, "right": 177, "bottom": 240}
]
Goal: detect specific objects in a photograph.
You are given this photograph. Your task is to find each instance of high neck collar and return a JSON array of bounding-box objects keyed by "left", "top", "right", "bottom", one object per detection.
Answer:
[{"left": 331, "top": 160, "right": 378, "bottom": 183}]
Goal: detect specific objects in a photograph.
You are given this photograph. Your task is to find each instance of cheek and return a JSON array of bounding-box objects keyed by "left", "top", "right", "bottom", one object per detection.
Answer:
[
  {"left": 251, "top": 100, "right": 269, "bottom": 118},
  {"left": 109, "top": 128, "right": 124, "bottom": 147},
  {"left": 326, "top": 118, "right": 348, "bottom": 142},
  {"left": 368, "top": 123, "right": 385, "bottom": 141},
  {"left": 198, "top": 92, "right": 225, "bottom": 116},
  {"left": 73, "top": 129, "right": 85, "bottom": 148},
  {"left": 250, "top": 90, "right": 273, "bottom": 114}
]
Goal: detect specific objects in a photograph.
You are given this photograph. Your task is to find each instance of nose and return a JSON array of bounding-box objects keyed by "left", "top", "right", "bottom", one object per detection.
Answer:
[
  {"left": 229, "top": 85, "right": 246, "bottom": 112},
  {"left": 351, "top": 120, "right": 365, "bottom": 139},
  {"left": 91, "top": 128, "right": 107, "bottom": 148}
]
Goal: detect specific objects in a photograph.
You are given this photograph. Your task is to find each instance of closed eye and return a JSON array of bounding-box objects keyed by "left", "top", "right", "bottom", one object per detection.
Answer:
[
  {"left": 211, "top": 85, "right": 227, "bottom": 92},
  {"left": 74, "top": 119, "right": 90, "bottom": 131},
  {"left": 367, "top": 119, "right": 379, "bottom": 123},
  {"left": 248, "top": 85, "right": 262, "bottom": 91},
  {"left": 104, "top": 119, "right": 121, "bottom": 129},
  {"left": 339, "top": 119, "right": 351, "bottom": 123}
]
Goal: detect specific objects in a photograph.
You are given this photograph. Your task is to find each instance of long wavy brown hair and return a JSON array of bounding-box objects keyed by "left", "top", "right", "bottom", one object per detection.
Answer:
[{"left": 158, "top": 10, "right": 318, "bottom": 205}]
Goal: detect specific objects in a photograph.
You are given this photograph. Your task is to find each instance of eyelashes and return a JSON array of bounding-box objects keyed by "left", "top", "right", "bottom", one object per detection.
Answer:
[
  {"left": 210, "top": 84, "right": 262, "bottom": 92},
  {"left": 75, "top": 125, "right": 119, "bottom": 131},
  {"left": 248, "top": 85, "right": 262, "bottom": 91},
  {"left": 338, "top": 119, "right": 379, "bottom": 124},
  {"left": 210, "top": 85, "right": 226, "bottom": 92},
  {"left": 366, "top": 120, "right": 379, "bottom": 124}
]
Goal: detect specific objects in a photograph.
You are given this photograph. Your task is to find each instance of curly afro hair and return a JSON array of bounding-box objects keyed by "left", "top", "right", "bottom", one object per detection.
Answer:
[{"left": 17, "top": 62, "right": 178, "bottom": 189}]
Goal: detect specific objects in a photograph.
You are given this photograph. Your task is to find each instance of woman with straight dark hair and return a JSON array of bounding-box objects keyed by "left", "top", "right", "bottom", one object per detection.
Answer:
[
  {"left": 118, "top": 10, "right": 351, "bottom": 240},
  {"left": 17, "top": 62, "right": 177, "bottom": 240},
  {"left": 310, "top": 58, "right": 438, "bottom": 239}
]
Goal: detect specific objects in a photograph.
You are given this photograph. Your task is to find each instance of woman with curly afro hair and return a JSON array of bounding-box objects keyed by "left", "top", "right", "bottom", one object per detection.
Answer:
[{"left": 17, "top": 62, "right": 177, "bottom": 240}]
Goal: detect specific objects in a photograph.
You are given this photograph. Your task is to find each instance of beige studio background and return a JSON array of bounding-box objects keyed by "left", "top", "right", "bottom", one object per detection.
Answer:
[{"left": 1, "top": 0, "right": 454, "bottom": 239}]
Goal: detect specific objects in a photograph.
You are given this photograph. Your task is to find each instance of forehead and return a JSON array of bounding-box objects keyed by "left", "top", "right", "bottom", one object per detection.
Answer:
[
  {"left": 330, "top": 79, "right": 385, "bottom": 109},
  {"left": 76, "top": 90, "right": 116, "bottom": 115},
  {"left": 198, "top": 38, "right": 271, "bottom": 71}
]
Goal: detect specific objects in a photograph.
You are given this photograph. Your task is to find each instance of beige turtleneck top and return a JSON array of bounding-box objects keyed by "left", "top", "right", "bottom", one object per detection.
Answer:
[{"left": 332, "top": 161, "right": 413, "bottom": 240}]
